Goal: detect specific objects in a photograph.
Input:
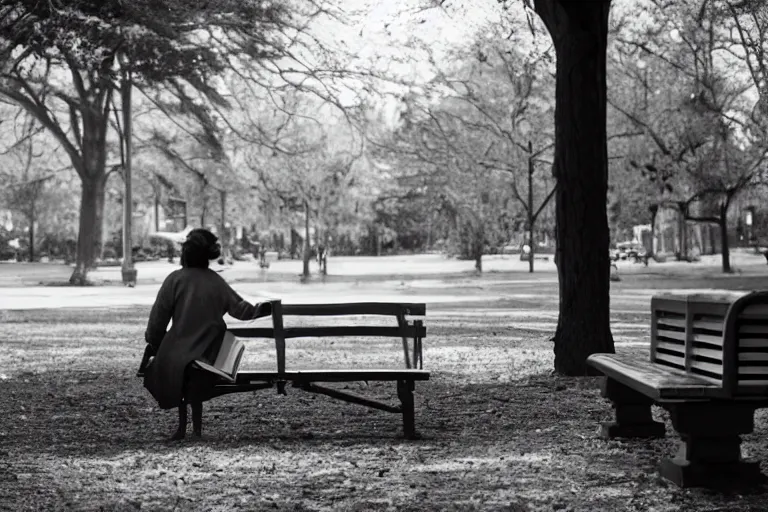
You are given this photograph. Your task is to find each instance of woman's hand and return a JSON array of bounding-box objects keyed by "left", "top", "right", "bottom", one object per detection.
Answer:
[
  {"left": 136, "top": 344, "right": 157, "bottom": 377},
  {"left": 253, "top": 301, "right": 273, "bottom": 319}
]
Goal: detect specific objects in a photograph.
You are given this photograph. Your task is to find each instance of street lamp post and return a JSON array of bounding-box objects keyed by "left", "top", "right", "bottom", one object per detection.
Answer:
[
  {"left": 303, "top": 199, "right": 311, "bottom": 279},
  {"left": 518, "top": 119, "right": 536, "bottom": 273}
]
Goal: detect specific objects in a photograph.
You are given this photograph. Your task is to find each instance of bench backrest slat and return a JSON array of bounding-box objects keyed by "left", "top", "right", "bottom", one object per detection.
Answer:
[
  {"left": 734, "top": 301, "right": 768, "bottom": 393},
  {"left": 281, "top": 302, "right": 426, "bottom": 317},
  {"left": 689, "top": 359, "right": 723, "bottom": 379},
  {"left": 739, "top": 303, "right": 768, "bottom": 320},
  {"left": 229, "top": 325, "right": 427, "bottom": 339},
  {"left": 287, "top": 325, "right": 426, "bottom": 339},
  {"left": 651, "top": 295, "right": 731, "bottom": 386},
  {"left": 650, "top": 297, "right": 688, "bottom": 371},
  {"left": 229, "top": 301, "right": 427, "bottom": 373},
  {"left": 654, "top": 351, "right": 685, "bottom": 370},
  {"left": 688, "top": 304, "right": 728, "bottom": 381}
]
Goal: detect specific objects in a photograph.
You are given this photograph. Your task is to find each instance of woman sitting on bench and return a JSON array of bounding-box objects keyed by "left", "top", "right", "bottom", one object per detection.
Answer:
[{"left": 139, "top": 228, "right": 272, "bottom": 440}]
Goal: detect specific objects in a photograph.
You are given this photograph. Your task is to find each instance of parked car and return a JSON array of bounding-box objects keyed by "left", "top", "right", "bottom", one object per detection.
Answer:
[{"left": 612, "top": 242, "right": 647, "bottom": 263}]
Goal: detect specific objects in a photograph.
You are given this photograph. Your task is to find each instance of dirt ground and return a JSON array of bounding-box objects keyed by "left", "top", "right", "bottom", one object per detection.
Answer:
[{"left": 3, "top": 273, "right": 768, "bottom": 511}]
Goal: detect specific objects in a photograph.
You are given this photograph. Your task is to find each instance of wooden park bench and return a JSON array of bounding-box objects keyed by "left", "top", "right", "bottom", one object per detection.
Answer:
[
  {"left": 210, "top": 300, "right": 429, "bottom": 439},
  {"left": 587, "top": 291, "right": 768, "bottom": 488}
]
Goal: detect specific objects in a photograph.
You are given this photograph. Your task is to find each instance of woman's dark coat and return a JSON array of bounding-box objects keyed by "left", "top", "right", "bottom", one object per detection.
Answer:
[{"left": 143, "top": 267, "right": 258, "bottom": 409}]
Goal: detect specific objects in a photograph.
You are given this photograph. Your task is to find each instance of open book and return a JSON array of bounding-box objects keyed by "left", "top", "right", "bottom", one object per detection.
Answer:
[{"left": 192, "top": 331, "right": 245, "bottom": 384}]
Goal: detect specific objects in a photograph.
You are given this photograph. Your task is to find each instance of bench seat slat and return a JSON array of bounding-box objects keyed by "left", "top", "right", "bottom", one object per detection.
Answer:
[
  {"left": 587, "top": 353, "right": 723, "bottom": 400},
  {"left": 236, "top": 369, "right": 431, "bottom": 383}
]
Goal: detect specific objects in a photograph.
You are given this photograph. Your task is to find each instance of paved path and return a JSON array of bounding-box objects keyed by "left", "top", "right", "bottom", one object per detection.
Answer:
[
  {"left": 0, "top": 254, "right": 557, "bottom": 286},
  {"left": 0, "top": 254, "right": 556, "bottom": 310},
  {"left": 0, "top": 280, "right": 520, "bottom": 310},
  {"left": 1, "top": 251, "right": 766, "bottom": 311}
]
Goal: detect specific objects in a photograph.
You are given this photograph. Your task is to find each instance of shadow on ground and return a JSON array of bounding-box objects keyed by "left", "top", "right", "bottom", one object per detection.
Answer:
[{"left": 2, "top": 295, "right": 768, "bottom": 511}]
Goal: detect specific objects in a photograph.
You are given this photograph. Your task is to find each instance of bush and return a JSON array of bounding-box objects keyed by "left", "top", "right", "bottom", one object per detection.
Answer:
[{"left": 38, "top": 233, "right": 77, "bottom": 262}]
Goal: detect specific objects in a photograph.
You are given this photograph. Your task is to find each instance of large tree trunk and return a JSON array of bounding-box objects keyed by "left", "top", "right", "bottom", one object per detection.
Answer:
[
  {"left": 535, "top": 0, "right": 615, "bottom": 375},
  {"left": 23, "top": 198, "right": 36, "bottom": 263},
  {"left": 69, "top": 174, "right": 107, "bottom": 284},
  {"left": 677, "top": 202, "right": 688, "bottom": 261},
  {"left": 64, "top": 86, "right": 112, "bottom": 285},
  {"left": 474, "top": 223, "right": 484, "bottom": 272},
  {"left": 70, "top": 114, "right": 108, "bottom": 285}
]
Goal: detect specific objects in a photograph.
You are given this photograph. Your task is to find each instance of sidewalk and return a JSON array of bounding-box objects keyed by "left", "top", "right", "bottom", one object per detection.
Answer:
[
  {"left": 0, "top": 255, "right": 544, "bottom": 310},
  {"left": 86, "top": 254, "right": 556, "bottom": 283},
  {"left": 0, "top": 254, "right": 552, "bottom": 288},
  {"left": 0, "top": 278, "right": 506, "bottom": 311}
]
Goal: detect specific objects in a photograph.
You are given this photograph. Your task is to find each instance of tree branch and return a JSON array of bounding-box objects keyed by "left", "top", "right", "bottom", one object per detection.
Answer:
[
  {"left": 0, "top": 85, "right": 83, "bottom": 175},
  {"left": 607, "top": 96, "right": 672, "bottom": 156},
  {"left": 532, "top": 184, "right": 557, "bottom": 221}
]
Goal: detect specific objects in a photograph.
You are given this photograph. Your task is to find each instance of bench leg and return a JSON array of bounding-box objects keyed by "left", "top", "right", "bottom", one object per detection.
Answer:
[
  {"left": 600, "top": 378, "right": 665, "bottom": 439},
  {"left": 659, "top": 403, "right": 765, "bottom": 488},
  {"left": 397, "top": 380, "right": 418, "bottom": 440}
]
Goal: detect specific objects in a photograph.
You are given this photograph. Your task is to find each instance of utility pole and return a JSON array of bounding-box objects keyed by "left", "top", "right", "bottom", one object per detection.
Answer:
[
  {"left": 154, "top": 174, "right": 160, "bottom": 232},
  {"left": 219, "top": 188, "right": 227, "bottom": 263},
  {"left": 528, "top": 140, "right": 535, "bottom": 273},
  {"left": 121, "top": 69, "right": 137, "bottom": 286}
]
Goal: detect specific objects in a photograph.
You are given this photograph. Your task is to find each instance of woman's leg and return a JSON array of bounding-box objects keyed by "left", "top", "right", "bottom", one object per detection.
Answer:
[
  {"left": 192, "top": 401, "right": 203, "bottom": 437},
  {"left": 171, "top": 404, "right": 187, "bottom": 440},
  {"left": 181, "top": 364, "right": 214, "bottom": 438},
  {"left": 172, "top": 366, "right": 197, "bottom": 441}
]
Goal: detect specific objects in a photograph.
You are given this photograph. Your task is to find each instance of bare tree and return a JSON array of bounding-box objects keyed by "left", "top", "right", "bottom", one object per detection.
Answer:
[
  {"left": 610, "top": 0, "right": 767, "bottom": 272},
  {"left": 0, "top": 113, "right": 59, "bottom": 261},
  {"left": 0, "top": 0, "right": 334, "bottom": 283}
]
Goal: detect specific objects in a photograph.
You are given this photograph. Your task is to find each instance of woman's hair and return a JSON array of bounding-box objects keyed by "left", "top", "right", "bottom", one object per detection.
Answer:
[{"left": 180, "top": 228, "right": 221, "bottom": 269}]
